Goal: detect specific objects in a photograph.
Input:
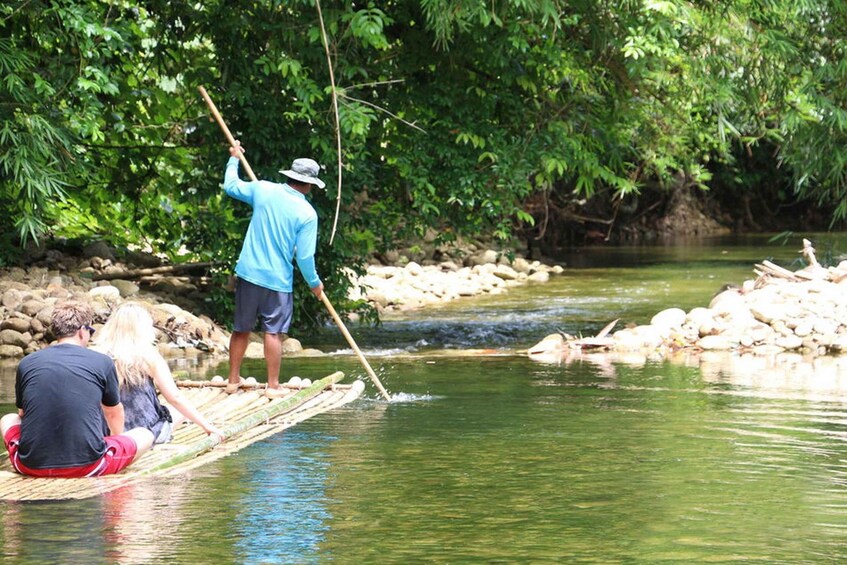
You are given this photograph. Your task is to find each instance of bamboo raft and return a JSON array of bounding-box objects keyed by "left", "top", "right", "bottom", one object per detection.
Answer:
[{"left": 0, "top": 372, "right": 364, "bottom": 501}]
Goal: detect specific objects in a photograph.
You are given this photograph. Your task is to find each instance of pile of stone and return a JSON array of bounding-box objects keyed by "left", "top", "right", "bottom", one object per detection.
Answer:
[
  {"left": 529, "top": 241, "right": 847, "bottom": 359},
  {"left": 350, "top": 249, "right": 563, "bottom": 313},
  {"left": 0, "top": 242, "right": 233, "bottom": 359},
  {"left": 0, "top": 264, "right": 231, "bottom": 359}
]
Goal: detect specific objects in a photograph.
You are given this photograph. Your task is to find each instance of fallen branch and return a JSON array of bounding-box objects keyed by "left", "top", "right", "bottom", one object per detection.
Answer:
[
  {"left": 801, "top": 238, "right": 820, "bottom": 269},
  {"left": 754, "top": 260, "right": 799, "bottom": 280},
  {"left": 92, "top": 262, "right": 215, "bottom": 281}
]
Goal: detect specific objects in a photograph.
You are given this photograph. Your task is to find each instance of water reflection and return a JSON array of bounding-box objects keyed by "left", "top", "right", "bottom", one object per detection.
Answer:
[
  {"left": 2, "top": 497, "right": 109, "bottom": 562},
  {"left": 101, "top": 479, "right": 192, "bottom": 564},
  {"left": 530, "top": 348, "right": 847, "bottom": 402},
  {"left": 0, "top": 474, "right": 221, "bottom": 564},
  {"left": 229, "top": 432, "right": 333, "bottom": 564}
]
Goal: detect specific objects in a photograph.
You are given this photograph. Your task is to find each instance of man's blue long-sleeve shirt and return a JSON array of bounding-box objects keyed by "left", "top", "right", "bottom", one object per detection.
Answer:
[{"left": 224, "top": 157, "right": 321, "bottom": 292}]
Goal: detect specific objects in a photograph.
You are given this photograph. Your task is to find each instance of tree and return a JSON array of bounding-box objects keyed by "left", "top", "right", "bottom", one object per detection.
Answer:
[{"left": 2, "top": 0, "right": 846, "bottom": 328}]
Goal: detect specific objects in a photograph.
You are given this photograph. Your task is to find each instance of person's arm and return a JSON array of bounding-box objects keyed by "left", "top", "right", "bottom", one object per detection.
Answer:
[
  {"left": 149, "top": 354, "right": 224, "bottom": 439},
  {"left": 295, "top": 215, "right": 322, "bottom": 291},
  {"left": 223, "top": 143, "right": 256, "bottom": 204},
  {"left": 101, "top": 359, "right": 123, "bottom": 435},
  {"left": 102, "top": 403, "right": 125, "bottom": 435},
  {"left": 15, "top": 366, "right": 23, "bottom": 415}
]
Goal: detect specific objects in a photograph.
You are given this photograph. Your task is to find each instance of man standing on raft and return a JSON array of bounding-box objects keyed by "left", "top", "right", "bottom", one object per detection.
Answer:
[{"left": 223, "top": 142, "right": 325, "bottom": 398}]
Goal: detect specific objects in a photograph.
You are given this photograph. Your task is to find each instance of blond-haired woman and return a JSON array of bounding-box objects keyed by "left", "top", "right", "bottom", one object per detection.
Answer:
[{"left": 93, "top": 303, "right": 223, "bottom": 444}]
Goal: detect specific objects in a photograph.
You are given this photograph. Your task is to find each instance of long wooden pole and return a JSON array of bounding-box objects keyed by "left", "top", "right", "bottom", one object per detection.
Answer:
[
  {"left": 319, "top": 293, "right": 390, "bottom": 400},
  {"left": 198, "top": 86, "right": 258, "bottom": 182},
  {"left": 198, "top": 86, "right": 392, "bottom": 401}
]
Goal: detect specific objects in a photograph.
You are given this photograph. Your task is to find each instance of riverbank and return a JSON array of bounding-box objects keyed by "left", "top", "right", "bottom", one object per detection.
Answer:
[
  {"left": 528, "top": 239, "right": 847, "bottom": 361},
  {"left": 0, "top": 243, "right": 563, "bottom": 359}
]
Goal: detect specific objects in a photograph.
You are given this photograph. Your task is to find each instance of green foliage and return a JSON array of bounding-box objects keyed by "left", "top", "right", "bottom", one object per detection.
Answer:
[{"left": 3, "top": 0, "right": 847, "bottom": 329}]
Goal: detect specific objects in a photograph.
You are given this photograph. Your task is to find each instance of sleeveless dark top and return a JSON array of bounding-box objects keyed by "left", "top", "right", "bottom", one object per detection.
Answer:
[{"left": 121, "top": 376, "right": 171, "bottom": 438}]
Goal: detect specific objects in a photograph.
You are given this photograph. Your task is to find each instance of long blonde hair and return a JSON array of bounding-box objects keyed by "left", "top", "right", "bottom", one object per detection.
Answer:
[{"left": 92, "top": 302, "right": 159, "bottom": 388}]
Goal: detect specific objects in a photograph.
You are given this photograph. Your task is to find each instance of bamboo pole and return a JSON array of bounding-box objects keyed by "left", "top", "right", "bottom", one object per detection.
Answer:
[
  {"left": 319, "top": 292, "right": 391, "bottom": 400},
  {"left": 141, "top": 372, "right": 345, "bottom": 475},
  {"left": 198, "top": 86, "right": 257, "bottom": 181},
  {"left": 198, "top": 86, "right": 392, "bottom": 401}
]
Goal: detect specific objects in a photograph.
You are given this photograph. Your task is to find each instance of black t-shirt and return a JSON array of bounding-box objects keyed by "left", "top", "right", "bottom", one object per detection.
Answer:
[{"left": 15, "top": 343, "right": 121, "bottom": 469}]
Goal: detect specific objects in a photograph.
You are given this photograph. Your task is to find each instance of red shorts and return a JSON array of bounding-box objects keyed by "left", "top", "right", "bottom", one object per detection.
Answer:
[{"left": 3, "top": 425, "right": 138, "bottom": 478}]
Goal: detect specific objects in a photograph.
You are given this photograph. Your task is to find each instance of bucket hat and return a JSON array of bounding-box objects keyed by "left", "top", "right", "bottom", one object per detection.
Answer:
[{"left": 279, "top": 158, "right": 325, "bottom": 189}]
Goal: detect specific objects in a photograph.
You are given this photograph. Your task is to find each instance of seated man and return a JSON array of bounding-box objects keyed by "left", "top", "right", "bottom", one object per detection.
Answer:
[{"left": 0, "top": 301, "right": 154, "bottom": 478}]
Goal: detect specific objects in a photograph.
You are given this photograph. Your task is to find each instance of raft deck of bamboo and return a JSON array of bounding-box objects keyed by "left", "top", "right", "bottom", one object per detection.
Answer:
[{"left": 0, "top": 372, "right": 364, "bottom": 501}]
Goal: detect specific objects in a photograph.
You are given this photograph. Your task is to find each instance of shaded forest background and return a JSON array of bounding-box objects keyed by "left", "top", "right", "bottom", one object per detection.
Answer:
[{"left": 2, "top": 0, "right": 847, "bottom": 328}]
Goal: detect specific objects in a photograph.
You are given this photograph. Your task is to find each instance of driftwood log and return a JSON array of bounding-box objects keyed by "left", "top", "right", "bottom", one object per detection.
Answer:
[
  {"left": 754, "top": 239, "right": 847, "bottom": 282},
  {"left": 92, "top": 262, "right": 215, "bottom": 281}
]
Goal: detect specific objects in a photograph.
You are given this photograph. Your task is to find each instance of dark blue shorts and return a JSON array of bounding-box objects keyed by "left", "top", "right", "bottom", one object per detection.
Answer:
[{"left": 233, "top": 277, "right": 293, "bottom": 334}]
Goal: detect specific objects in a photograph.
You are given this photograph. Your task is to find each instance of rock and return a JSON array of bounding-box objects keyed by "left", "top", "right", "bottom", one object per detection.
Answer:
[
  {"left": 749, "top": 302, "right": 784, "bottom": 324},
  {"left": 0, "top": 248, "right": 243, "bottom": 359},
  {"left": 282, "top": 337, "right": 303, "bottom": 354},
  {"left": 612, "top": 329, "right": 649, "bottom": 351},
  {"left": 511, "top": 257, "right": 532, "bottom": 274},
  {"left": 18, "top": 299, "right": 44, "bottom": 317},
  {"left": 244, "top": 342, "right": 264, "bottom": 359},
  {"left": 110, "top": 279, "right": 140, "bottom": 297},
  {"left": 35, "top": 307, "right": 53, "bottom": 327},
  {"left": 46, "top": 282, "right": 71, "bottom": 298},
  {"left": 0, "top": 329, "right": 28, "bottom": 348},
  {"left": 651, "top": 308, "right": 686, "bottom": 330},
  {"left": 528, "top": 271, "right": 550, "bottom": 283},
  {"left": 793, "top": 320, "right": 814, "bottom": 337},
  {"left": 83, "top": 241, "right": 116, "bottom": 261},
  {"left": 814, "top": 319, "right": 839, "bottom": 335},
  {"left": 151, "top": 276, "right": 197, "bottom": 294},
  {"left": 368, "top": 291, "right": 390, "bottom": 308},
  {"left": 711, "top": 290, "right": 749, "bottom": 316},
  {"left": 0, "top": 345, "right": 24, "bottom": 357},
  {"left": 7, "top": 268, "right": 27, "bottom": 283},
  {"left": 2, "top": 289, "right": 23, "bottom": 309},
  {"left": 534, "top": 256, "right": 847, "bottom": 363},
  {"left": 697, "top": 335, "right": 736, "bottom": 350},
  {"left": 527, "top": 334, "right": 566, "bottom": 363},
  {"left": 775, "top": 335, "right": 804, "bottom": 350},
  {"left": 405, "top": 262, "right": 424, "bottom": 276},
  {"left": 1, "top": 316, "right": 31, "bottom": 333},
  {"left": 470, "top": 249, "right": 498, "bottom": 266},
  {"left": 750, "top": 324, "right": 774, "bottom": 344},
  {"left": 89, "top": 286, "right": 121, "bottom": 301},
  {"left": 122, "top": 250, "right": 163, "bottom": 268},
  {"left": 348, "top": 241, "right": 566, "bottom": 314},
  {"left": 528, "top": 333, "right": 565, "bottom": 355},
  {"left": 752, "top": 344, "right": 786, "bottom": 355},
  {"left": 492, "top": 265, "right": 519, "bottom": 281}
]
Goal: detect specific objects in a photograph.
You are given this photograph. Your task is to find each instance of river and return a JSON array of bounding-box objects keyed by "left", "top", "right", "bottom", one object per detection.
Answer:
[{"left": 3, "top": 233, "right": 847, "bottom": 563}]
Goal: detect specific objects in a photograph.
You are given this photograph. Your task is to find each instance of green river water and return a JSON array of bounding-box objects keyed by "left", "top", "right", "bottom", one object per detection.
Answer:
[{"left": 4, "top": 234, "right": 847, "bottom": 563}]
